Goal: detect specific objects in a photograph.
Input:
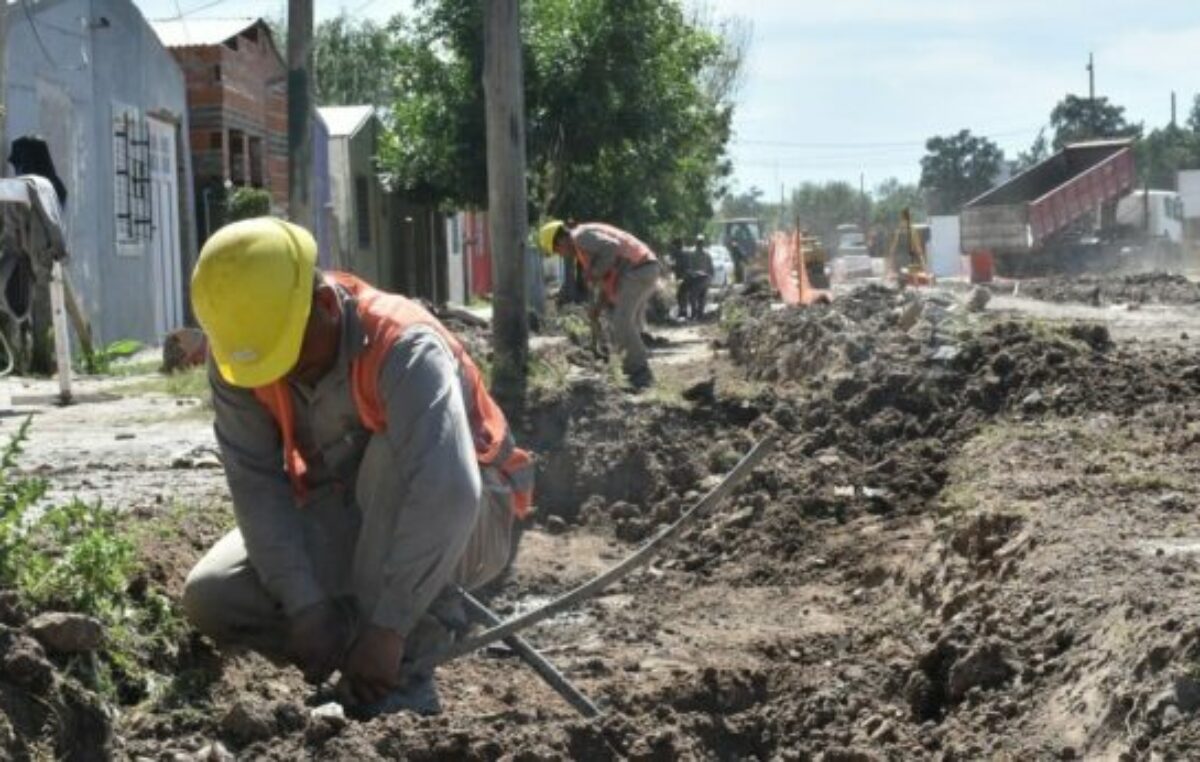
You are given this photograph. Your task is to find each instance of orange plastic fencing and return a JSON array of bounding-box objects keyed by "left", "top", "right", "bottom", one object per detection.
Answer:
[{"left": 768, "top": 232, "right": 832, "bottom": 306}]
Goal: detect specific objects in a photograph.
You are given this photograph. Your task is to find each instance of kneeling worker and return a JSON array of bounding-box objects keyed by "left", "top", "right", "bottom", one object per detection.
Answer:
[
  {"left": 183, "top": 218, "right": 533, "bottom": 716},
  {"left": 539, "top": 220, "right": 660, "bottom": 388}
]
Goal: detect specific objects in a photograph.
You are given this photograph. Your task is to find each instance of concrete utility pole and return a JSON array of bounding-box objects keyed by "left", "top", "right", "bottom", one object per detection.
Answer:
[
  {"left": 287, "top": 0, "right": 314, "bottom": 228},
  {"left": 1, "top": 0, "right": 7, "bottom": 163},
  {"left": 1087, "top": 52, "right": 1095, "bottom": 102},
  {"left": 1172, "top": 91, "right": 1178, "bottom": 127},
  {"left": 483, "top": 0, "right": 529, "bottom": 410}
]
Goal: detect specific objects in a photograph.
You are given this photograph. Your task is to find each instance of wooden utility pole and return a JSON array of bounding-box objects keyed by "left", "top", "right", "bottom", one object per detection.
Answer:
[
  {"left": 287, "top": 0, "right": 314, "bottom": 228},
  {"left": 483, "top": 0, "right": 529, "bottom": 409}
]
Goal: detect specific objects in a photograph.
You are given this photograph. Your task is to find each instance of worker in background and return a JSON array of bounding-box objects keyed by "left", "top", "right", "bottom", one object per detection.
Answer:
[
  {"left": 686, "top": 234, "right": 715, "bottom": 321},
  {"left": 539, "top": 220, "right": 660, "bottom": 389},
  {"left": 183, "top": 218, "right": 533, "bottom": 717},
  {"left": 668, "top": 237, "right": 691, "bottom": 321}
]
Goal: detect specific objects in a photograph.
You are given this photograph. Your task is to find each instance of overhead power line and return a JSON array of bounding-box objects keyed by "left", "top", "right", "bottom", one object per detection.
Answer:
[{"left": 732, "top": 126, "right": 1042, "bottom": 150}]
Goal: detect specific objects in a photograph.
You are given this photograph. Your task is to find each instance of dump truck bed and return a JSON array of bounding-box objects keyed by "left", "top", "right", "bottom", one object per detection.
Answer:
[{"left": 961, "top": 140, "right": 1136, "bottom": 255}]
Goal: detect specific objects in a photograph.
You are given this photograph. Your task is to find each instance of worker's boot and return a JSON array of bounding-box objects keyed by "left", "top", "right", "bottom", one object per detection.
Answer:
[
  {"left": 350, "top": 670, "right": 441, "bottom": 718},
  {"left": 626, "top": 365, "right": 654, "bottom": 391}
]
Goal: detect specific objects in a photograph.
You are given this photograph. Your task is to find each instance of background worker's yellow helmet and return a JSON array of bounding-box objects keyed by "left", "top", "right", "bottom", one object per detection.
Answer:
[
  {"left": 191, "top": 217, "right": 317, "bottom": 388},
  {"left": 538, "top": 220, "right": 566, "bottom": 256}
]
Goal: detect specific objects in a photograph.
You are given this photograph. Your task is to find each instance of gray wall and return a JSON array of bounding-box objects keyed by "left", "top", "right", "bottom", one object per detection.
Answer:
[{"left": 5, "top": 0, "right": 194, "bottom": 344}]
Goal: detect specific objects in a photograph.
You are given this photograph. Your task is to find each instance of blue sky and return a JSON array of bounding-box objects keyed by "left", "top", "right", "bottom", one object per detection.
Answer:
[{"left": 135, "top": 0, "right": 1200, "bottom": 195}]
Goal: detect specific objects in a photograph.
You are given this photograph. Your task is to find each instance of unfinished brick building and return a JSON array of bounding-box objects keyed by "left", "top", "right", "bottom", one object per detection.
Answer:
[{"left": 151, "top": 18, "right": 288, "bottom": 240}]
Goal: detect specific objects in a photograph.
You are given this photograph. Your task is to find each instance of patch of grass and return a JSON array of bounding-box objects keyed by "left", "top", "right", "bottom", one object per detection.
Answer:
[
  {"left": 106, "top": 359, "right": 162, "bottom": 377},
  {"left": 718, "top": 299, "right": 751, "bottom": 334},
  {"left": 0, "top": 418, "right": 187, "bottom": 704},
  {"left": 640, "top": 382, "right": 685, "bottom": 407},
  {"left": 715, "top": 374, "right": 770, "bottom": 401},
  {"left": 116, "top": 367, "right": 210, "bottom": 405},
  {"left": 559, "top": 313, "right": 591, "bottom": 346},
  {"left": 528, "top": 352, "right": 569, "bottom": 394}
]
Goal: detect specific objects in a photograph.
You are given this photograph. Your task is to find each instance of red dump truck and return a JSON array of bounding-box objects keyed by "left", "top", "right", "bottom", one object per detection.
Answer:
[{"left": 961, "top": 139, "right": 1139, "bottom": 276}]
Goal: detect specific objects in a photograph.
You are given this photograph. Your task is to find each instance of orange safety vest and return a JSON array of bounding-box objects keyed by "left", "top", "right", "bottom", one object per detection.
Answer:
[
  {"left": 571, "top": 223, "right": 656, "bottom": 304},
  {"left": 251, "top": 272, "right": 533, "bottom": 519}
]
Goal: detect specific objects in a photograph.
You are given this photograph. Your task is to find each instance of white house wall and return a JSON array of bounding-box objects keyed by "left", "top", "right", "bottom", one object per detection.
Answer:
[{"left": 5, "top": 0, "right": 195, "bottom": 344}]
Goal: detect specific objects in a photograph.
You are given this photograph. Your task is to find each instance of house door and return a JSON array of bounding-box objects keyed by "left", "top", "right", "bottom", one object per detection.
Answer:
[{"left": 148, "top": 117, "right": 183, "bottom": 338}]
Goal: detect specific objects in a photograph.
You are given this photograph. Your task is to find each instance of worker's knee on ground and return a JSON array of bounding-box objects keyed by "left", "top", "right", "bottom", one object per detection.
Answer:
[
  {"left": 181, "top": 563, "right": 229, "bottom": 638},
  {"left": 457, "top": 482, "right": 515, "bottom": 591}
]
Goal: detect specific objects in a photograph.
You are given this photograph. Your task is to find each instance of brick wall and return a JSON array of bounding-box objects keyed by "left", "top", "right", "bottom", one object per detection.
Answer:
[{"left": 168, "top": 23, "right": 289, "bottom": 216}]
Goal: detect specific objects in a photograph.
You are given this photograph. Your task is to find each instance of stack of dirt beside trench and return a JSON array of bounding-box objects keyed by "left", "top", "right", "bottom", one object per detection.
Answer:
[{"left": 507, "top": 283, "right": 1200, "bottom": 758}]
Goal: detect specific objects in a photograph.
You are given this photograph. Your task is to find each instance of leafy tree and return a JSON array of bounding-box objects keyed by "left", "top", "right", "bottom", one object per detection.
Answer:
[
  {"left": 1015, "top": 128, "right": 1051, "bottom": 172},
  {"left": 1136, "top": 125, "right": 1200, "bottom": 189},
  {"left": 919, "top": 130, "right": 1004, "bottom": 214},
  {"left": 871, "top": 178, "right": 924, "bottom": 226},
  {"left": 1189, "top": 94, "right": 1200, "bottom": 132},
  {"left": 788, "top": 181, "right": 867, "bottom": 246},
  {"left": 718, "top": 187, "right": 765, "bottom": 219},
  {"left": 314, "top": 15, "right": 399, "bottom": 106},
  {"left": 1049, "top": 94, "right": 1142, "bottom": 150},
  {"left": 380, "top": 0, "right": 744, "bottom": 244}
]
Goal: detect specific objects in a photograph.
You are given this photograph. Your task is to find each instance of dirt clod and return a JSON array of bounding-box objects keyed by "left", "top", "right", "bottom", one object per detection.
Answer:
[
  {"left": 946, "top": 640, "right": 1017, "bottom": 702},
  {"left": 27, "top": 611, "right": 104, "bottom": 653},
  {"left": 1, "top": 632, "right": 54, "bottom": 694},
  {"left": 219, "top": 699, "right": 277, "bottom": 746}
]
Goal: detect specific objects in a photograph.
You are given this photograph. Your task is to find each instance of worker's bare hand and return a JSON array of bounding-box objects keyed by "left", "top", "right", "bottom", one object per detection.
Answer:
[
  {"left": 285, "top": 600, "right": 348, "bottom": 684},
  {"left": 342, "top": 625, "right": 405, "bottom": 705}
]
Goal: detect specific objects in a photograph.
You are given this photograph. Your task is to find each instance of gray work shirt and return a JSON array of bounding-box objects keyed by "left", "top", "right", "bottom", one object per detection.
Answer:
[
  {"left": 571, "top": 225, "right": 632, "bottom": 283},
  {"left": 210, "top": 284, "right": 481, "bottom": 634}
]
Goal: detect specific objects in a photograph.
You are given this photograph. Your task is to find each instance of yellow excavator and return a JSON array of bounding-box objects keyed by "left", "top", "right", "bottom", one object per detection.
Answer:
[{"left": 887, "top": 208, "right": 933, "bottom": 287}]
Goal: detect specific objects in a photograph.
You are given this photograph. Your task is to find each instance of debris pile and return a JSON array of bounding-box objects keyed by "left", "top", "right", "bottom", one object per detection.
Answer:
[{"left": 1012, "top": 272, "right": 1200, "bottom": 306}]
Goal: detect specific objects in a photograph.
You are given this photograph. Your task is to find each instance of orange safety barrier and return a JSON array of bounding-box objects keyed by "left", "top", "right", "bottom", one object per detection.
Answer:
[{"left": 768, "top": 232, "right": 832, "bottom": 306}]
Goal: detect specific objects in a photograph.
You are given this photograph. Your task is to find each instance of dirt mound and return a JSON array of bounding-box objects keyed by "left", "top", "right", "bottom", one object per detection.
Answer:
[
  {"left": 523, "top": 376, "right": 764, "bottom": 536},
  {"left": 684, "top": 286, "right": 1200, "bottom": 583},
  {"left": 0, "top": 622, "right": 113, "bottom": 760},
  {"left": 521, "top": 286, "right": 1200, "bottom": 586},
  {"left": 1012, "top": 272, "right": 1200, "bottom": 306}
]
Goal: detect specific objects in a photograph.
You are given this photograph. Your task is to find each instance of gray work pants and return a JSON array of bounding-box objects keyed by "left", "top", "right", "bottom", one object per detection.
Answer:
[
  {"left": 182, "top": 434, "right": 514, "bottom": 660},
  {"left": 612, "top": 263, "right": 659, "bottom": 377}
]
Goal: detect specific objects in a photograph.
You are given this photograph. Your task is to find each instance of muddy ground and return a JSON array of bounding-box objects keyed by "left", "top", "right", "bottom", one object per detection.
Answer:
[{"left": 3, "top": 279, "right": 1200, "bottom": 760}]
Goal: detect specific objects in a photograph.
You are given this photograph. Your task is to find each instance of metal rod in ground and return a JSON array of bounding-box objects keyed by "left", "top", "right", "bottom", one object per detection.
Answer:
[
  {"left": 456, "top": 587, "right": 601, "bottom": 719},
  {"left": 415, "top": 432, "right": 778, "bottom": 673}
]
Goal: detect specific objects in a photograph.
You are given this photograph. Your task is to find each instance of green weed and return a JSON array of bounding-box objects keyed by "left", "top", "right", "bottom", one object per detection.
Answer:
[
  {"left": 79, "top": 339, "right": 143, "bottom": 375},
  {"left": 0, "top": 418, "right": 186, "bottom": 703}
]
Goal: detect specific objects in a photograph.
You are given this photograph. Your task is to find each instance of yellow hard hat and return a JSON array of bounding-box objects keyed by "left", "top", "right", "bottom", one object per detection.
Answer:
[
  {"left": 538, "top": 220, "right": 565, "bottom": 256},
  {"left": 191, "top": 217, "right": 317, "bottom": 388}
]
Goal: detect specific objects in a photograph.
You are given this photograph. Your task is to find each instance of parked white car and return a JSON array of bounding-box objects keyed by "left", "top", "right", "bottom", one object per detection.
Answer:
[{"left": 704, "top": 244, "right": 734, "bottom": 288}]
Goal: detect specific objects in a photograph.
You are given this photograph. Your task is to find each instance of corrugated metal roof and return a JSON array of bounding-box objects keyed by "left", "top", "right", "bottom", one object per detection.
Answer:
[
  {"left": 149, "top": 17, "right": 260, "bottom": 49},
  {"left": 318, "top": 106, "right": 375, "bottom": 138}
]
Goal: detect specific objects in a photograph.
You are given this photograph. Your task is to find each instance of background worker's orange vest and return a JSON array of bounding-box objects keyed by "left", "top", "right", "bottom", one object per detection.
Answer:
[
  {"left": 571, "top": 223, "right": 656, "bottom": 303},
  {"left": 252, "top": 273, "right": 533, "bottom": 518}
]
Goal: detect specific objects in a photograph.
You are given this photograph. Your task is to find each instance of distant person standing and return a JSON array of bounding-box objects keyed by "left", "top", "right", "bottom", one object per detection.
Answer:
[
  {"left": 686, "top": 235, "right": 714, "bottom": 320},
  {"left": 539, "top": 220, "right": 660, "bottom": 389},
  {"left": 668, "top": 237, "right": 690, "bottom": 320},
  {"left": 724, "top": 235, "right": 744, "bottom": 283}
]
